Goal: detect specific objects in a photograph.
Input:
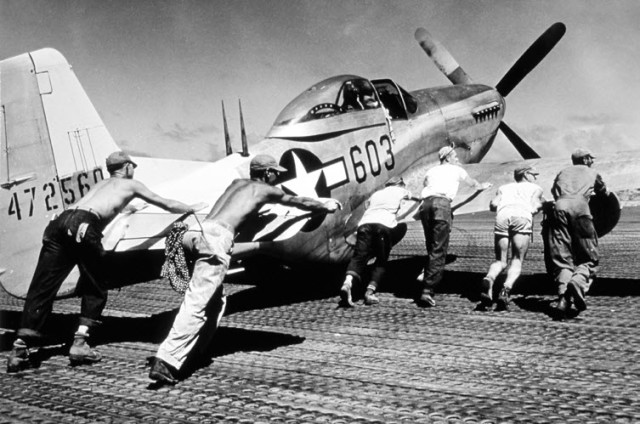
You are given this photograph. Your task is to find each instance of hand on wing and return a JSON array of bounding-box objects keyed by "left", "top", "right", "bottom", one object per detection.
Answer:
[{"left": 325, "top": 199, "right": 342, "bottom": 212}]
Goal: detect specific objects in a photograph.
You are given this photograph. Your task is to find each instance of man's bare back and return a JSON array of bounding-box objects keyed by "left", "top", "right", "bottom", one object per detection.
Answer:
[
  {"left": 75, "top": 176, "right": 201, "bottom": 226},
  {"left": 206, "top": 179, "right": 339, "bottom": 232},
  {"left": 75, "top": 179, "right": 143, "bottom": 224}
]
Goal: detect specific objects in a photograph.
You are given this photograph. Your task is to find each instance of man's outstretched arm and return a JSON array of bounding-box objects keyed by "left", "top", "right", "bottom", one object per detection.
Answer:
[
  {"left": 131, "top": 180, "right": 206, "bottom": 214},
  {"left": 279, "top": 193, "right": 341, "bottom": 213}
]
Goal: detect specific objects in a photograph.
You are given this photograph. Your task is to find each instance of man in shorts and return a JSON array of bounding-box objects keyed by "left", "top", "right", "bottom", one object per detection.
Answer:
[{"left": 479, "top": 165, "right": 544, "bottom": 311}]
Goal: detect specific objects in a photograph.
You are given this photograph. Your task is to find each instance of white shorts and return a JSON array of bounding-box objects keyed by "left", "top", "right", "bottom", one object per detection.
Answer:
[{"left": 494, "top": 214, "right": 532, "bottom": 236}]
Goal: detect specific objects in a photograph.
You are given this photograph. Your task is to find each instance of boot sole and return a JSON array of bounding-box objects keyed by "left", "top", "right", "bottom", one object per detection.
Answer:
[
  {"left": 69, "top": 355, "right": 102, "bottom": 366},
  {"left": 495, "top": 299, "right": 509, "bottom": 311},
  {"left": 568, "top": 283, "right": 587, "bottom": 312},
  {"left": 479, "top": 292, "right": 493, "bottom": 308},
  {"left": 149, "top": 370, "right": 178, "bottom": 385},
  {"left": 7, "top": 360, "right": 31, "bottom": 373}
]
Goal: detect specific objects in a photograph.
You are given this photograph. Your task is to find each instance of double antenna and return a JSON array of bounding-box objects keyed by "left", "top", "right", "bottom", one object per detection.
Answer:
[{"left": 221, "top": 99, "right": 249, "bottom": 157}]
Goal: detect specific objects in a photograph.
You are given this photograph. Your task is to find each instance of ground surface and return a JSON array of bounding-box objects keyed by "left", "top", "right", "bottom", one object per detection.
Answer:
[{"left": 0, "top": 210, "right": 639, "bottom": 423}]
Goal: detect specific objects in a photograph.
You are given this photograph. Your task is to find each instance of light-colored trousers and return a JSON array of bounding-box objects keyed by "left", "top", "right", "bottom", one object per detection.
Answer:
[{"left": 156, "top": 221, "right": 234, "bottom": 370}]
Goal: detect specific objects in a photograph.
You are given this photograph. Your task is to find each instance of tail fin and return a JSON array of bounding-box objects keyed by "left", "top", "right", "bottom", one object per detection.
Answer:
[{"left": 1, "top": 48, "right": 119, "bottom": 298}]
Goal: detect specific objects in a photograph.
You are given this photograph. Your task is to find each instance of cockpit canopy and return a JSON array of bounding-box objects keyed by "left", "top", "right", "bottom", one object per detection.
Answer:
[
  {"left": 267, "top": 75, "right": 418, "bottom": 139},
  {"left": 272, "top": 75, "right": 380, "bottom": 127}
]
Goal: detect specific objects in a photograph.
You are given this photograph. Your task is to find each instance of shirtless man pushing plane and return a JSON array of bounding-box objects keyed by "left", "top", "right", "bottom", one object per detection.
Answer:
[
  {"left": 7, "top": 151, "right": 205, "bottom": 373},
  {"left": 149, "top": 154, "right": 341, "bottom": 384}
]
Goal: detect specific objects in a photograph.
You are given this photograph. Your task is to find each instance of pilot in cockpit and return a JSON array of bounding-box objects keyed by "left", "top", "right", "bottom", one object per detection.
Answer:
[{"left": 342, "top": 80, "right": 379, "bottom": 111}]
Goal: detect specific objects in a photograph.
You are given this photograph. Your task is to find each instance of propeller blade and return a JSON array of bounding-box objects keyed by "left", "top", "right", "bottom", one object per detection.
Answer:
[
  {"left": 499, "top": 122, "right": 540, "bottom": 159},
  {"left": 415, "top": 27, "right": 472, "bottom": 85},
  {"left": 496, "top": 22, "right": 566, "bottom": 97}
]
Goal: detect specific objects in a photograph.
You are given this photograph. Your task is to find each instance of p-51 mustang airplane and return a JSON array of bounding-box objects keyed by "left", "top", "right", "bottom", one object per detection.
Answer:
[{"left": 1, "top": 22, "right": 634, "bottom": 300}]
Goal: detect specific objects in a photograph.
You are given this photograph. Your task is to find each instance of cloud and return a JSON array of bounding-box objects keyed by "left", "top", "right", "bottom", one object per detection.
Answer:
[
  {"left": 153, "top": 122, "right": 218, "bottom": 143},
  {"left": 567, "top": 113, "right": 617, "bottom": 126},
  {"left": 487, "top": 119, "right": 640, "bottom": 162}
]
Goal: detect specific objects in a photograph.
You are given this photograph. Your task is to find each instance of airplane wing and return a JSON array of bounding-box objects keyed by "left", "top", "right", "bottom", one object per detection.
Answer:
[{"left": 102, "top": 155, "right": 333, "bottom": 252}]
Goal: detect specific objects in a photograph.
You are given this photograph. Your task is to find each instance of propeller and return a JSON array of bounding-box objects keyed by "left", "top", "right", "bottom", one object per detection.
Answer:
[
  {"left": 494, "top": 23, "right": 565, "bottom": 158},
  {"left": 496, "top": 22, "right": 566, "bottom": 97},
  {"left": 415, "top": 23, "right": 565, "bottom": 160},
  {"left": 499, "top": 122, "right": 540, "bottom": 159},
  {"left": 414, "top": 27, "right": 472, "bottom": 85}
]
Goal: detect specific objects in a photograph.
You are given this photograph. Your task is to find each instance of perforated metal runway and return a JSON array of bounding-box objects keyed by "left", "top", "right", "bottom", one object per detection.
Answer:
[{"left": 1, "top": 210, "right": 639, "bottom": 423}]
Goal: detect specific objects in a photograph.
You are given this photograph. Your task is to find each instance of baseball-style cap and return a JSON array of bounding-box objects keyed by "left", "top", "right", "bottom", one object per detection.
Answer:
[
  {"left": 438, "top": 146, "right": 455, "bottom": 161},
  {"left": 106, "top": 151, "right": 137, "bottom": 169},
  {"left": 514, "top": 165, "right": 539, "bottom": 179},
  {"left": 385, "top": 176, "right": 405, "bottom": 187},
  {"left": 571, "top": 148, "right": 595, "bottom": 161},
  {"left": 249, "top": 154, "right": 287, "bottom": 173}
]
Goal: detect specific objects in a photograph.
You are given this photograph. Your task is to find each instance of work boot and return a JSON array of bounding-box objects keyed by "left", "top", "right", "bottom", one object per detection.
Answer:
[
  {"left": 417, "top": 293, "right": 436, "bottom": 308},
  {"left": 567, "top": 281, "right": 587, "bottom": 312},
  {"left": 478, "top": 277, "right": 493, "bottom": 310},
  {"left": 495, "top": 287, "right": 511, "bottom": 311},
  {"left": 7, "top": 339, "right": 31, "bottom": 373},
  {"left": 554, "top": 294, "right": 570, "bottom": 319},
  {"left": 69, "top": 332, "right": 102, "bottom": 365},
  {"left": 339, "top": 280, "right": 354, "bottom": 307},
  {"left": 364, "top": 288, "right": 379, "bottom": 306},
  {"left": 149, "top": 357, "right": 179, "bottom": 385}
]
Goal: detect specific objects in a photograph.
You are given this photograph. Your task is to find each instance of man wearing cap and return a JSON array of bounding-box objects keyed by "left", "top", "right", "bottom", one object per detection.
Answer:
[
  {"left": 417, "top": 146, "right": 492, "bottom": 307},
  {"left": 8, "top": 151, "right": 204, "bottom": 373},
  {"left": 478, "top": 165, "right": 544, "bottom": 311},
  {"left": 546, "top": 148, "right": 607, "bottom": 317},
  {"left": 339, "top": 176, "right": 419, "bottom": 307},
  {"left": 150, "top": 154, "right": 341, "bottom": 384}
]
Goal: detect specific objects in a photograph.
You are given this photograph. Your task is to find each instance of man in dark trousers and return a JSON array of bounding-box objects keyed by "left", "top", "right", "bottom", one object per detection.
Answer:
[
  {"left": 149, "top": 154, "right": 341, "bottom": 384},
  {"left": 7, "top": 151, "right": 204, "bottom": 373},
  {"left": 547, "top": 148, "right": 607, "bottom": 317},
  {"left": 339, "top": 176, "right": 419, "bottom": 307},
  {"left": 417, "top": 146, "right": 491, "bottom": 307}
]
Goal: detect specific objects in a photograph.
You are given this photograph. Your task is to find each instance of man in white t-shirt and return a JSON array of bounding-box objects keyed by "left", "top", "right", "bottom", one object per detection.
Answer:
[
  {"left": 417, "top": 146, "right": 491, "bottom": 307},
  {"left": 339, "top": 176, "right": 419, "bottom": 307},
  {"left": 478, "top": 165, "right": 544, "bottom": 311}
]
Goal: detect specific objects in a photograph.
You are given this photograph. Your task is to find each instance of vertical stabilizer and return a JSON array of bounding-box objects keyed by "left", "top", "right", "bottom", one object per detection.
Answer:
[{"left": 0, "top": 48, "right": 120, "bottom": 298}]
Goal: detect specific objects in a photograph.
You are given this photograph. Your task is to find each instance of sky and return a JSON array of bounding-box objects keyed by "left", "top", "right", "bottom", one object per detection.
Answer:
[{"left": 2, "top": 0, "right": 640, "bottom": 163}]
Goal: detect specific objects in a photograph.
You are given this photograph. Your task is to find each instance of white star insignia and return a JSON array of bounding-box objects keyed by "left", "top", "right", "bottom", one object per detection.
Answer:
[{"left": 280, "top": 152, "right": 323, "bottom": 198}]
